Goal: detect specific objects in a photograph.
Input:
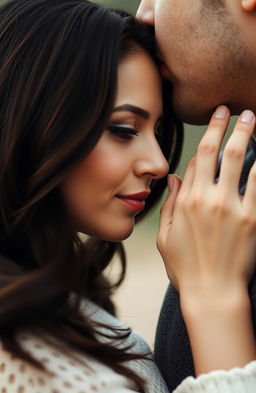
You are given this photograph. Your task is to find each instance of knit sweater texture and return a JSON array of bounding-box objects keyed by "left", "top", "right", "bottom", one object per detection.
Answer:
[{"left": 1, "top": 298, "right": 256, "bottom": 393}]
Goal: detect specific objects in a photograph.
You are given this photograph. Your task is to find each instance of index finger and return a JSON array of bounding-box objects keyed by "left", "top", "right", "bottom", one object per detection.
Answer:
[
  {"left": 193, "top": 105, "right": 230, "bottom": 187},
  {"left": 218, "top": 110, "right": 256, "bottom": 192}
]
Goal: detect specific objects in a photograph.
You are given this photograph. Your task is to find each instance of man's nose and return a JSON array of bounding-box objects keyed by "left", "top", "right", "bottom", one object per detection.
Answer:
[{"left": 136, "top": 0, "right": 155, "bottom": 26}]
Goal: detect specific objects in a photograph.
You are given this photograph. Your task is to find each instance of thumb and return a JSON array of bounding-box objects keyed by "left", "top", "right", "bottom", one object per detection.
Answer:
[{"left": 159, "top": 174, "right": 182, "bottom": 232}]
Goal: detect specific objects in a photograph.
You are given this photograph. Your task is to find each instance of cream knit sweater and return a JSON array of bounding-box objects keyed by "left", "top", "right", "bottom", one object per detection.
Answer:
[{"left": 0, "top": 298, "right": 256, "bottom": 393}]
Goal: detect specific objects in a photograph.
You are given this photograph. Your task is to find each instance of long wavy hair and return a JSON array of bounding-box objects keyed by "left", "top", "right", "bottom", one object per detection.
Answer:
[{"left": 0, "top": 0, "right": 183, "bottom": 391}]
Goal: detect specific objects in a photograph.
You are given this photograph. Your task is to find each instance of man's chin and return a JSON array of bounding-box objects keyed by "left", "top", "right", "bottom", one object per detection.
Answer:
[
  {"left": 182, "top": 113, "right": 213, "bottom": 126},
  {"left": 172, "top": 99, "right": 215, "bottom": 125}
]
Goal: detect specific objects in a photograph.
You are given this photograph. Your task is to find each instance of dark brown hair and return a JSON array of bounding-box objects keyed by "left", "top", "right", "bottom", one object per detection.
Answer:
[{"left": 0, "top": 0, "right": 183, "bottom": 391}]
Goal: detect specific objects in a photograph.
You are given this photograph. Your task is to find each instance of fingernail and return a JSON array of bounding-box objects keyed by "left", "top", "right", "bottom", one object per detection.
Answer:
[
  {"left": 240, "top": 110, "right": 255, "bottom": 124},
  {"left": 167, "top": 175, "right": 174, "bottom": 192},
  {"left": 214, "top": 105, "right": 228, "bottom": 119}
]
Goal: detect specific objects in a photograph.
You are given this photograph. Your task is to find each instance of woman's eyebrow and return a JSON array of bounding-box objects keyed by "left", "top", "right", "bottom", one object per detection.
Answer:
[{"left": 112, "top": 104, "right": 150, "bottom": 120}]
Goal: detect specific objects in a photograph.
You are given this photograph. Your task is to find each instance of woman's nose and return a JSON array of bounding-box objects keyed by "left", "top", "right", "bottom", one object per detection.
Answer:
[
  {"left": 136, "top": 0, "right": 155, "bottom": 26},
  {"left": 135, "top": 141, "right": 169, "bottom": 180}
]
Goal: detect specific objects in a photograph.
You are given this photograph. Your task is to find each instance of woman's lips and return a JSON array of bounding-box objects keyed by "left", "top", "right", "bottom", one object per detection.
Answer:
[
  {"left": 117, "top": 197, "right": 145, "bottom": 213},
  {"left": 115, "top": 191, "right": 149, "bottom": 213}
]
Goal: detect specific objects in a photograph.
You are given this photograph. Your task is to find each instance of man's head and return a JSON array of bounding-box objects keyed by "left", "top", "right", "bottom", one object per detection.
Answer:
[{"left": 137, "top": 0, "right": 256, "bottom": 124}]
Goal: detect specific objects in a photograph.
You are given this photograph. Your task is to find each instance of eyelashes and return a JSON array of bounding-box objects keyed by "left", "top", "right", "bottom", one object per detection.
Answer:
[
  {"left": 107, "top": 123, "right": 162, "bottom": 141},
  {"left": 107, "top": 125, "right": 139, "bottom": 140}
]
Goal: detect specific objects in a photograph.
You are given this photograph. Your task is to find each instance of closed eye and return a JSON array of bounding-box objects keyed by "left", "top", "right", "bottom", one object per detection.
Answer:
[{"left": 107, "top": 125, "right": 139, "bottom": 140}]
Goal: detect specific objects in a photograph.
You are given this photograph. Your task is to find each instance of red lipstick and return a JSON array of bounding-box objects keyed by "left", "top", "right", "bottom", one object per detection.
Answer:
[{"left": 116, "top": 191, "right": 150, "bottom": 213}]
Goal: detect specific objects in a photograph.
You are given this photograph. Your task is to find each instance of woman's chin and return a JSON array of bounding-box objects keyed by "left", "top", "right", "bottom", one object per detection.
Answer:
[
  {"left": 105, "top": 227, "right": 134, "bottom": 242},
  {"left": 80, "top": 222, "right": 135, "bottom": 242}
]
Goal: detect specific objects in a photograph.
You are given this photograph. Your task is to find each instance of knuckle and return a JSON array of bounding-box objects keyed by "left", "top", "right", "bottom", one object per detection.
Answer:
[
  {"left": 224, "top": 145, "right": 244, "bottom": 160},
  {"left": 239, "top": 214, "right": 256, "bottom": 230},
  {"left": 235, "top": 123, "right": 252, "bottom": 135},
  {"left": 209, "top": 198, "right": 230, "bottom": 216},
  {"left": 187, "top": 194, "right": 202, "bottom": 211},
  {"left": 211, "top": 205, "right": 229, "bottom": 217},
  {"left": 197, "top": 141, "right": 218, "bottom": 155}
]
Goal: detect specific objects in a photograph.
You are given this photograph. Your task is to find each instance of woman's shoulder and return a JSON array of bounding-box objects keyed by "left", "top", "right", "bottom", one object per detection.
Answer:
[
  {"left": 0, "top": 332, "right": 136, "bottom": 393},
  {"left": 0, "top": 297, "right": 170, "bottom": 393},
  {"left": 79, "top": 297, "right": 152, "bottom": 353},
  {"left": 79, "top": 297, "right": 170, "bottom": 393}
]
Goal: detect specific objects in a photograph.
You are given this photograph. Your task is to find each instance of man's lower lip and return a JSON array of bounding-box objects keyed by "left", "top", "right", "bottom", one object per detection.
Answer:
[{"left": 116, "top": 197, "right": 145, "bottom": 212}]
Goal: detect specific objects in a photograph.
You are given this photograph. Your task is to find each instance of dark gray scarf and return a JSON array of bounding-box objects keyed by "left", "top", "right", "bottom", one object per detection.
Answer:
[{"left": 154, "top": 139, "right": 256, "bottom": 392}]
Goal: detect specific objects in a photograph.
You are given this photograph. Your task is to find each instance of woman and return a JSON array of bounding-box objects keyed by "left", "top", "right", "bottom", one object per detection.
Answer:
[{"left": 0, "top": 0, "right": 255, "bottom": 392}]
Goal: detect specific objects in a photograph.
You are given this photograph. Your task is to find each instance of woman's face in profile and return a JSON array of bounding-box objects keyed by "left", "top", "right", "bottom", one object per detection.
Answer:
[{"left": 61, "top": 48, "right": 169, "bottom": 242}]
